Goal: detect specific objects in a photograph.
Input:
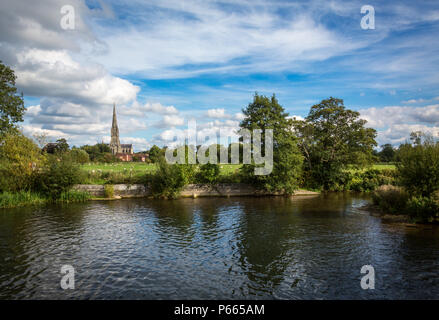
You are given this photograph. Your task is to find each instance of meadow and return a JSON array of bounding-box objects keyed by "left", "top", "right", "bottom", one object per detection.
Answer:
[
  {"left": 80, "top": 162, "right": 394, "bottom": 185},
  {"left": 80, "top": 163, "right": 242, "bottom": 184}
]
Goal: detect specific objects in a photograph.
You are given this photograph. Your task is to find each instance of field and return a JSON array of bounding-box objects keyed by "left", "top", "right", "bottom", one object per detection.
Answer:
[
  {"left": 80, "top": 163, "right": 242, "bottom": 184},
  {"left": 81, "top": 162, "right": 394, "bottom": 174}
]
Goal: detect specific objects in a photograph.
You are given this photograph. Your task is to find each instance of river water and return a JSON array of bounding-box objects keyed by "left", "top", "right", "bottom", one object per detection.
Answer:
[{"left": 0, "top": 193, "right": 438, "bottom": 299}]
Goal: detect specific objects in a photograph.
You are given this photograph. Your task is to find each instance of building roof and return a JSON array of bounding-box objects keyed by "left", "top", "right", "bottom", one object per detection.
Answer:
[{"left": 120, "top": 144, "right": 132, "bottom": 148}]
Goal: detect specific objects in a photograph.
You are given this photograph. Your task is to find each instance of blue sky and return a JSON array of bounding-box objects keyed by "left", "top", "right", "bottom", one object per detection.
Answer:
[{"left": 1, "top": 0, "right": 439, "bottom": 150}]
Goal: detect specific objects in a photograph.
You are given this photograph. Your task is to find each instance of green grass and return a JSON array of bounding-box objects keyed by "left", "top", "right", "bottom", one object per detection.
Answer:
[
  {"left": 0, "top": 191, "right": 47, "bottom": 208},
  {"left": 0, "top": 190, "right": 91, "bottom": 209},
  {"left": 80, "top": 163, "right": 243, "bottom": 184}
]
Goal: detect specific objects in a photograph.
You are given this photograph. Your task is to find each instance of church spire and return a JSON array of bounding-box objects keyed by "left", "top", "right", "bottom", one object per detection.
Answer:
[{"left": 110, "top": 102, "right": 121, "bottom": 155}]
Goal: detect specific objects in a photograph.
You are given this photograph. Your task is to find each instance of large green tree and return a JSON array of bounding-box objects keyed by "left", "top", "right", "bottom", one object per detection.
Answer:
[
  {"left": 379, "top": 144, "right": 395, "bottom": 162},
  {"left": 294, "top": 97, "right": 377, "bottom": 190},
  {"left": 240, "top": 93, "right": 303, "bottom": 194},
  {"left": 0, "top": 61, "right": 25, "bottom": 137}
]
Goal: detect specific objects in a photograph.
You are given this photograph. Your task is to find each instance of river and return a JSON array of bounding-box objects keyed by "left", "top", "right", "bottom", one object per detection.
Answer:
[{"left": 0, "top": 193, "right": 438, "bottom": 299}]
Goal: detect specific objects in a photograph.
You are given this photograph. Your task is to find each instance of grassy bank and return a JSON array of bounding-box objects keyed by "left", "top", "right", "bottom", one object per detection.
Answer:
[
  {"left": 80, "top": 163, "right": 242, "bottom": 184},
  {"left": 0, "top": 190, "right": 91, "bottom": 209}
]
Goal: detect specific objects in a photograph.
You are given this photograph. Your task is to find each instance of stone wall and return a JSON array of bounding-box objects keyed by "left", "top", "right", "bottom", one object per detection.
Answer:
[{"left": 73, "top": 183, "right": 319, "bottom": 198}]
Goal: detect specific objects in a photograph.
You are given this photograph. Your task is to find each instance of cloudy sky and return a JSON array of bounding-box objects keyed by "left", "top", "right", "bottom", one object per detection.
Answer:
[{"left": 1, "top": 0, "right": 439, "bottom": 150}]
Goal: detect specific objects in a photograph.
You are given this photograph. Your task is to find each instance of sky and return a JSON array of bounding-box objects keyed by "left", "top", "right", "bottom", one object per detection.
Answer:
[{"left": 1, "top": 0, "right": 439, "bottom": 151}]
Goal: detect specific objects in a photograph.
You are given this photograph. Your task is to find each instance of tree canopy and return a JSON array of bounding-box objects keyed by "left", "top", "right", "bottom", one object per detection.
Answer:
[
  {"left": 240, "top": 93, "right": 303, "bottom": 194},
  {"left": 293, "top": 97, "right": 377, "bottom": 190},
  {"left": 0, "top": 61, "right": 25, "bottom": 137}
]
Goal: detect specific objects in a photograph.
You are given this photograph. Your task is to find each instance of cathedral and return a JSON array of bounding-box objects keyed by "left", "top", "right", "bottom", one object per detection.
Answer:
[{"left": 110, "top": 103, "right": 133, "bottom": 161}]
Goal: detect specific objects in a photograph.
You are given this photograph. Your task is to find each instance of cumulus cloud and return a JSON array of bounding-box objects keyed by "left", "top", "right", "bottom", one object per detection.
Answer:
[
  {"left": 360, "top": 104, "right": 439, "bottom": 145},
  {"left": 142, "top": 102, "right": 179, "bottom": 115},
  {"left": 15, "top": 49, "right": 139, "bottom": 105},
  {"left": 206, "top": 108, "right": 245, "bottom": 121}
]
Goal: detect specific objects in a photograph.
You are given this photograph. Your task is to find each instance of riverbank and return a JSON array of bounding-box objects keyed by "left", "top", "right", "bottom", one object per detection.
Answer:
[
  {"left": 73, "top": 183, "right": 320, "bottom": 199},
  {"left": 360, "top": 203, "right": 439, "bottom": 227}
]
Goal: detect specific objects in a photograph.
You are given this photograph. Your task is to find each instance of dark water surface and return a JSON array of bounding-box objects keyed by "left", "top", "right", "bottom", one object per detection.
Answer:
[{"left": 0, "top": 194, "right": 438, "bottom": 299}]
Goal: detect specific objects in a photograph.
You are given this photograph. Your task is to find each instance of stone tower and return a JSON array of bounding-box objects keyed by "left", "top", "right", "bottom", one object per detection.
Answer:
[{"left": 110, "top": 103, "right": 121, "bottom": 155}]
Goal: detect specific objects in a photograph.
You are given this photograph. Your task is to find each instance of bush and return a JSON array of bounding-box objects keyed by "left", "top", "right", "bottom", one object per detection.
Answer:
[
  {"left": 104, "top": 185, "right": 114, "bottom": 198},
  {"left": 149, "top": 158, "right": 195, "bottom": 199},
  {"left": 406, "top": 196, "right": 439, "bottom": 222},
  {"left": 196, "top": 163, "right": 220, "bottom": 184},
  {"left": 68, "top": 149, "right": 90, "bottom": 164},
  {"left": 397, "top": 142, "right": 439, "bottom": 197},
  {"left": 0, "top": 132, "right": 44, "bottom": 192},
  {"left": 348, "top": 169, "right": 397, "bottom": 192},
  {"left": 372, "top": 185, "right": 409, "bottom": 214},
  {"left": 33, "top": 155, "right": 84, "bottom": 199}
]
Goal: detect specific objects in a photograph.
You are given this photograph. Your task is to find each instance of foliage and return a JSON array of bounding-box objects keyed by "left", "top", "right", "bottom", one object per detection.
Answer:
[
  {"left": 396, "top": 138, "right": 439, "bottom": 197},
  {"left": 239, "top": 93, "right": 303, "bottom": 194},
  {"left": 149, "top": 158, "right": 195, "bottom": 199},
  {"left": 348, "top": 169, "right": 397, "bottom": 192},
  {"left": 406, "top": 196, "right": 439, "bottom": 223},
  {"left": 0, "top": 132, "right": 44, "bottom": 192},
  {"left": 0, "top": 191, "right": 46, "bottom": 208},
  {"left": 104, "top": 185, "right": 114, "bottom": 198},
  {"left": 148, "top": 145, "right": 163, "bottom": 163},
  {"left": 80, "top": 143, "right": 112, "bottom": 162},
  {"left": 0, "top": 61, "right": 25, "bottom": 137},
  {"left": 378, "top": 144, "right": 396, "bottom": 162},
  {"left": 294, "top": 97, "right": 377, "bottom": 190},
  {"left": 33, "top": 155, "right": 84, "bottom": 199},
  {"left": 197, "top": 163, "right": 220, "bottom": 184},
  {"left": 68, "top": 148, "right": 90, "bottom": 164},
  {"left": 372, "top": 185, "right": 409, "bottom": 214},
  {"left": 54, "top": 138, "right": 69, "bottom": 154}
]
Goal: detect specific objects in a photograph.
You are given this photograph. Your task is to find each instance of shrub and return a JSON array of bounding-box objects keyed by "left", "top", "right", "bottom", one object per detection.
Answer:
[
  {"left": 348, "top": 169, "right": 397, "bottom": 192},
  {"left": 68, "top": 149, "right": 90, "bottom": 164},
  {"left": 406, "top": 196, "right": 439, "bottom": 222},
  {"left": 33, "top": 155, "right": 83, "bottom": 199},
  {"left": 397, "top": 142, "right": 439, "bottom": 197},
  {"left": 104, "top": 185, "right": 114, "bottom": 198},
  {"left": 0, "top": 132, "right": 44, "bottom": 192},
  {"left": 149, "top": 158, "right": 195, "bottom": 199},
  {"left": 372, "top": 185, "right": 409, "bottom": 214},
  {"left": 197, "top": 163, "right": 220, "bottom": 184}
]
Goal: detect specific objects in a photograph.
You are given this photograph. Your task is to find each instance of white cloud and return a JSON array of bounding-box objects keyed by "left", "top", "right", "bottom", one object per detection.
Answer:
[
  {"left": 15, "top": 49, "right": 139, "bottom": 105},
  {"left": 360, "top": 104, "right": 439, "bottom": 145},
  {"left": 142, "top": 102, "right": 179, "bottom": 115}
]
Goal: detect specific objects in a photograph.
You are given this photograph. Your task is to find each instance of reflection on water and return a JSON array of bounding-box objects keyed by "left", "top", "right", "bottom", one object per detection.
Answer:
[{"left": 0, "top": 193, "right": 438, "bottom": 299}]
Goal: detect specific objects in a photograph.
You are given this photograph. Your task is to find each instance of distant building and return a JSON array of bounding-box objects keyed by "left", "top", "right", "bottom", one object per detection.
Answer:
[
  {"left": 110, "top": 103, "right": 134, "bottom": 161},
  {"left": 42, "top": 142, "right": 59, "bottom": 154}
]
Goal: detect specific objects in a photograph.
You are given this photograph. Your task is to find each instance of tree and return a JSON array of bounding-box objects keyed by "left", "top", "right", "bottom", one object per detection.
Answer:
[
  {"left": 0, "top": 61, "right": 25, "bottom": 138},
  {"left": 397, "top": 134, "right": 439, "bottom": 197},
  {"left": 379, "top": 144, "right": 395, "bottom": 162},
  {"left": 33, "top": 155, "right": 83, "bottom": 199},
  {"left": 0, "top": 132, "right": 44, "bottom": 192},
  {"left": 68, "top": 148, "right": 90, "bottom": 164},
  {"left": 293, "top": 97, "right": 377, "bottom": 190},
  {"left": 239, "top": 93, "right": 303, "bottom": 194},
  {"left": 148, "top": 145, "right": 163, "bottom": 163},
  {"left": 55, "top": 138, "right": 69, "bottom": 154}
]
